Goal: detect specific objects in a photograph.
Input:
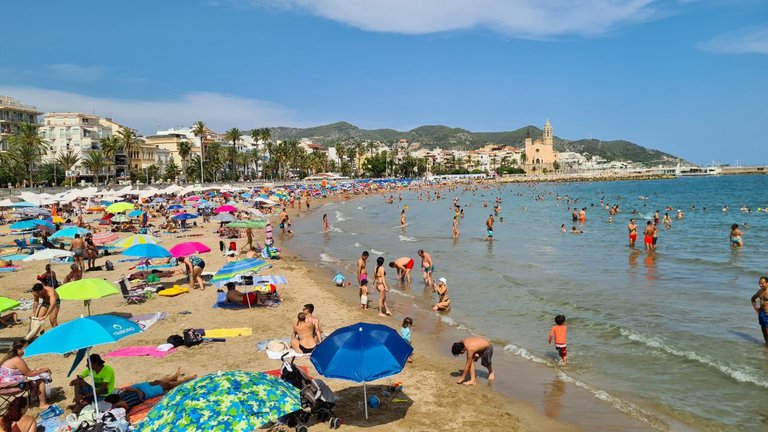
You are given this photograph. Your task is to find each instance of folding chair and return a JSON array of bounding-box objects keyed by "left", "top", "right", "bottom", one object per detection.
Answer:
[
  {"left": 118, "top": 276, "right": 148, "bottom": 304},
  {"left": 0, "top": 382, "right": 30, "bottom": 410},
  {"left": 13, "top": 239, "right": 42, "bottom": 254}
]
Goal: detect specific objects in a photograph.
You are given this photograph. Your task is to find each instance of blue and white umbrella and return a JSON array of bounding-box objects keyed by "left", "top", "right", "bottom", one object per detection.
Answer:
[
  {"left": 172, "top": 212, "right": 198, "bottom": 221},
  {"left": 50, "top": 226, "right": 90, "bottom": 240}
]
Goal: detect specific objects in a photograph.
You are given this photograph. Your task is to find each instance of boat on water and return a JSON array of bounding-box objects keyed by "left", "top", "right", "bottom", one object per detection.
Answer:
[{"left": 674, "top": 164, "right": 722, "bottom": 177}]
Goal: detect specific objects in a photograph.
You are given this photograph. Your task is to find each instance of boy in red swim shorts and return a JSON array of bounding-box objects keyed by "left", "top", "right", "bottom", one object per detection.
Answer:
[{"left": 548, "top": 314, "right": 568, "bottom": 366}]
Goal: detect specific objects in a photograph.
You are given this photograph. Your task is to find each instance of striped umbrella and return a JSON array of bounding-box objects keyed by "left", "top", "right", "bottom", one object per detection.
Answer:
[
  {"left": 211, "top": 258, "right": 271, "bottom": 286},
  {"left": 114, "top": 234, "right": 159, "bottom": 249},
  {"left": 92, "top": 232, "right": 118, "bottom": 245}
]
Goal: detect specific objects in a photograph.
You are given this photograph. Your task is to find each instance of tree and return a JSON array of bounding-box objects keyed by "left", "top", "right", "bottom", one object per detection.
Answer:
[
  {"left": 56, "top": 148, "right": 81, "bottom": 185},
  {"left": 117, "top": 127, "right": 140, "bottom": 173},
  {"left": 553, "top": 161, "right": 560, "bottom": 172},
  {"left": 8, "top": 123, "right": 46, "bottom": 186},
  {"left": 223, "top": 128, "right": 241, "bottom": 180},
  {"left": 191, "top": 121, "right": 207, "bottom": 183},
  {"left": 100, "top": 135, "right": 121, "bottom": 183},
  {"left": 177, "top": 140, "right": 192, "bottom": 174},
  {"left": 163, "top": 159, "right": 180, "bottom": 181},
  {"left": 363, "top": 151, "right": 388, "bottom": 177},
  {"left": 81, "top": 151, "right": 109, "bottom": 185}
]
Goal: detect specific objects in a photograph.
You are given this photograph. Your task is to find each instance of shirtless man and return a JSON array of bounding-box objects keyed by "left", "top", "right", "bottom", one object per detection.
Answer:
[
  {"left": 627, "top": 219, "right": 638, "bottom": 248},
  {"left": 357, "top": 251, "right": 369, "bottom": 309},
  {"left": 303, "top": 304, "right": 322, "bottom": 339},
  {"left": 225, "top": 282, "right": 261, "bottom": 306},
  {"left": 451, "top": 336, "right": 494, "bottom": 385},
  {"left": 70, "top": 233, "right": 86, "bottom": 274},
  {"left": 290, "top": 312, "right": 319, "bottom": 354},
  {"left": 750, "top": 276, "right": 768, "bottom": 345},
  {"left": 388, "top": 256, "right": 415, "bottom": 284},
  {"left": 32, "top": 282, "right": 60, "bottom": 327},
  {"left": 417, "top": 249, "right": 434, "bottom": 287},
  {"left": 279, "top": 209, "right": 289, "bottom": 234},
  {"left": 485, "top": 215, "right": 494, "bottom": 241},
  {"left": 643, "top": 221, "right": 654, "bottom": 252},
  {"left": 452, "top": 216, "right": 460, "bottom": 239}
]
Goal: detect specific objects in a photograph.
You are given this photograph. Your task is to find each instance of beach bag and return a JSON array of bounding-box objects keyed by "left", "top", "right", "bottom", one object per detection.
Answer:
[
  {"left": 182, "top": 328, "right": 203, "bottom": 347},
  {"left": 105, "top": 260, "right": 114, "bottom": 271},
  {"left": 166, "top": 334, "right": 184, "bottom": 347}
]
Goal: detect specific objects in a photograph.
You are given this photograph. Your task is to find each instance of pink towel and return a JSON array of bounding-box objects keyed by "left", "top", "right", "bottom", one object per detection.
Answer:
[{"left": 104, "top": 346, "right": 176, "bottom": 358}]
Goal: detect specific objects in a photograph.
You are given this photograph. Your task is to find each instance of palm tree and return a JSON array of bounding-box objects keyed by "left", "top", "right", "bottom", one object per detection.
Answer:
[
  {"left": 8, "top": 123, "right": 46, "bottom": 186},
  {"left": 117, "top": 127, "right": 140, "bottom": 174},
  {"left": 191, "top": 121, "right": 207, "bottom": 183},
  {"left": 82, "top": 151, "right": 109, "bottom": 185},
  {"left": 223, "top": 128, "right": 241, "bottom": 180},
  {"left": 100, "top": 135, "right": 120, "bottom": 184},
  {"left": 177, "top": 140, "right": 192, "bottom": 175},
  {"left": 56, "top": 148, "right": 81, "bottom": 186}
]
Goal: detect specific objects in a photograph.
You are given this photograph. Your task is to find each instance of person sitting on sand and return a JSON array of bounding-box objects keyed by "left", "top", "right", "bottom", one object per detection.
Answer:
[
  {"left": 452, "top": 336, "right": 494, "bottom": 385},
  {"left": 63, "top": 263, "right": 82, "bottom": 284},
  {"left": 70, "top": 354, "right": 115, "bottom": 402},
  {"left": 389, "top": 256, "right": 415, "bottom": 284},
  {"left": 225, "top": 282, "right": 261, "bottom": 306},
  {"left": 0, "top": 312, "right": 22, "bottom": 327},
  {"left": 290, "top": 312, "right": 319, "bottom": 354},
  {"left": 303, "top": 304, "right": 323, "bottom": 340}
]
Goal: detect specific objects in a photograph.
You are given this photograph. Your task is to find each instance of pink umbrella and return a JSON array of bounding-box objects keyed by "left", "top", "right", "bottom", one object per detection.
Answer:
[
  {"left": 187, "top": 195, "right": 201, "bottom": 201},
  {"left": 92, "top": 232, "right": 118, "bottom": 245},
  {"left": 214, "top": 205, "right": 238, "bottom": 214},
  {"left": 169, "top": 241, "right": 211, "bottom": 257}
]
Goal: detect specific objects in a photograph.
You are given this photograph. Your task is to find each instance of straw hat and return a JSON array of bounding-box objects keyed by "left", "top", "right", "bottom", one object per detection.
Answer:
[{"left": 266, "top": 340, "right": 289, "bottom": 359}]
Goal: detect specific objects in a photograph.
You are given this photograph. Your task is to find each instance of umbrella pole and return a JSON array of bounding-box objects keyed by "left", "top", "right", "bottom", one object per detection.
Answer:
[
  {"left": 86, "top": 348, "right": 101, "bottom": 417},
  {"left": 364, "top": 382, "right": 368, "bottom": 420}
]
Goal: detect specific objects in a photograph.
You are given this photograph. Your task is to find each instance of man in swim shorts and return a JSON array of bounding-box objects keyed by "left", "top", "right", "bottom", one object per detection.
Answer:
[
  {"left": 643, "top": 221, "right": 654, "bottom": 252},
  {"left": 225, "top": 282, "right": 261, "bottom": 306},
  {"left": 389, "top": 256, "right": 415, "bottom": 284},
  {"left": 451, "top": 336, "right": 494, "bottom": 385},
  {"left": 417, "top": 249, "right": 434, "bottom": 287},
  {"left": 750, "top": 276, "right": 768, "bottom": 345},
  {"left": 486, "top": 214, "right": 494, "bottom": 240},
  {"left": 627, "top": 219, "right": 638, "bottom": 248}
]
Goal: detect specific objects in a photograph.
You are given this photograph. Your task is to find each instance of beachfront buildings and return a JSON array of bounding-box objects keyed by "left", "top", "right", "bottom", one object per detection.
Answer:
[
  {"left": 0, "top": 96, "right": 42, "bottom": 152},
  {"left": 524, "top": 119, "right": 558, "bottom": 173}
]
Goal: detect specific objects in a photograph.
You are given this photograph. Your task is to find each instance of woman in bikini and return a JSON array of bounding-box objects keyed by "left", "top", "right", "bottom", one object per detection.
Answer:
[
  {"left": 730, "top": 224, "right": 744, "bottom": 247},
  {"left": 179, "top": 256, "right": 206, "bottom": 290},
  {"left": 290, "top": 312, "right": 319, "bottom": 354},
  {"left": 1, "top": 397, "right": 37, "bottom": 432},
  {"left": 433, "top": 277, "right": 451, "bottom": 311},
  {"left": 375, "top": 257, "right": 391, "bottom": 317}
]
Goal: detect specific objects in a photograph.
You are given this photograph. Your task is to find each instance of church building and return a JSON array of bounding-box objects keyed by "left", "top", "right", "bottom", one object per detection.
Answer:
[{"left": 524, "top": 119, "right": 558, "bottom": 174}]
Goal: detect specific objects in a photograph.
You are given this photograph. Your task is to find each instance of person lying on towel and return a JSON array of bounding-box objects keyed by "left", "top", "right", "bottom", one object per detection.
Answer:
[
  {"left": 225, "top": 282, "right": 262, "bottom": 306},
  {"left": 105, "top": 368, "right": 196, "bottom": 410}
]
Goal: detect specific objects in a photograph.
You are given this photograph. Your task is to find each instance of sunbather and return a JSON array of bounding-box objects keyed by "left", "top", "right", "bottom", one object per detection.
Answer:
[
  {"left": 0, "top": 313, "right": 22, "bottom": 327},
  {"left": 225, "top": 282, "right": 262, "bottom": 306},
  {"left": 106, "top": 368, "right": 196, "bottom": 410}
]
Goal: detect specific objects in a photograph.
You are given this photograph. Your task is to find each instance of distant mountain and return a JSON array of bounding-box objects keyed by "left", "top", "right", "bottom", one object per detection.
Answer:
[{"left": 268, "top": 122, "right": 681, "bottom": 165}]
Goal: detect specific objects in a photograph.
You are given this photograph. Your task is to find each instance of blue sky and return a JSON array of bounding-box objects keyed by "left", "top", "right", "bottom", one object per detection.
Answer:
[{"left": 1, "top": 0, "right": 766, "bottom": 164}]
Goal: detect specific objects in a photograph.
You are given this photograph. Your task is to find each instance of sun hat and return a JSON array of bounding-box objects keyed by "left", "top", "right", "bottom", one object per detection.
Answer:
[
  {"left": 438, "top": 277, "right": 447, "bottom": 284},
  {"left": 266, "top": 340, "right": 289, "bottom": 360}
]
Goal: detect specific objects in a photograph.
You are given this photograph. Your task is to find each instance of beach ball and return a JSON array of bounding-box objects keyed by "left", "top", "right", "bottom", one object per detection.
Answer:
[{"left": 368, "top": 395, "right": 380, "bottom": 408}]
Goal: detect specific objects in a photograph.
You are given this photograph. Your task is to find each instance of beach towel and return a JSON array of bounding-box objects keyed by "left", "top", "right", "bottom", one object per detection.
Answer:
[
  {"left": 204, "top": 327, "right": 253, "bottom": 338},
  {"left": 1, "top": 254, "right": 29, "bottom": 261},
  {"left": 0, "top": 266, "right": 20, "bottom": 272},
  {"left": 104, "top": 346, "right": 176, "bottom": 358},
  {"left": 129, "top": 312, "right": 167, "bottom": 331},
  {"left": 127, "top": 395, "right": 163, "bottom": 423},
  {"left": 254, "top": 275, "right": 287, "bottom": 285},
  {"left": 211, "top": 291, "right": 251, "bottom": 309}
]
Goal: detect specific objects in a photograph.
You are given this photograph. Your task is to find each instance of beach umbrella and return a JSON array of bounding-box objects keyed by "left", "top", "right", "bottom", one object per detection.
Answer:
[
  {"left": 310, "top": 322, "right": 413, "bottom": 419},
  {"left": 22, "top": 249, "right": 74, "bottom": 262},
  {"left": 33, "top": 220, "right": 56, "bottom": 233},
  {"left": 168, "top": 204, "right": 184, "bottom": 211},
  {"left": 227, "top": 219, "right": 267, "bottom": 229},
  {"left": 137, "top": 370, "right": 301, "bottom": 432},
  {"left": 214, "top": 205, "right": 237, "bottom": 214},
  {"left": 50, "top": 226, "right": 90, "bottom": 240},
  {"left": 110, "top": 214, "right": 129, "bottom": 223},
  {"left": 10, "top": 220, "right": 39, "bottom": 231},
  {"left": 105, "top": 202, "right": 134, "bottom": 214},
  {"left": 127, "top": 209, "right": 144, "bottom": 218},
  {"left": 172, "top": 212, "right": 198, "bottom": 221},
  {"left": 211, "top": 258, "right": 271, "bottom": 287},
  {"left": 169, "top": 242, "right": 210, "bottom": 258},
  {"left": 122, "top": 243, "right": 171, "bottom": 258},
  {"left": 56, "top": 279, "right": 119, "bottom": 301},
  {"left": 197, "top": 201, "right": 215, "bottom": 209},
  {"left": 91, "top": 232, "right": 118, "bottom": 245},
  {"left": 8, "top": 202, "right": 36, "bottom": 208},
  {"left": 0, "top": 297, "right": 20, "bottom": 313},
  {"left": 23, "top": 314, "right": 142, "bottom": 415},
  {"left": 114, "top": 234, "right": 158, "bottom": 249},
  {"left": 186, "top": 195, "right": 201, "bottom": 201},
  {"left": 213, "top": 213, "right": 237, "bottom": 223}
]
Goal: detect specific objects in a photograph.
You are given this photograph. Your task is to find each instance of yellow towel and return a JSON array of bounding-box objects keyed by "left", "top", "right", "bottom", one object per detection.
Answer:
[{"left": 205, "top": 328, "right": 253, "bottom": 338}]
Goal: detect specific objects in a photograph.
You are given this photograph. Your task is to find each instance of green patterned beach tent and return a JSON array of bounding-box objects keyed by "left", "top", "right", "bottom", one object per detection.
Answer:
[{"left": 138, "top": 370, "right": 301, "bottom": 432}]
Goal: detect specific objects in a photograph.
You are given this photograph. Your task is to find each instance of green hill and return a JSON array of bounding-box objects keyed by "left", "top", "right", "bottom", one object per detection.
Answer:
[{"left": 268, "top": 122, "right": 680, "bottom": 165}]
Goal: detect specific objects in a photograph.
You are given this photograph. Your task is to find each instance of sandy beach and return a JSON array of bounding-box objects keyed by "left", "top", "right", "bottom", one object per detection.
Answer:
[{"left": 0, "top": 191, "right": 578, "bottom": 432}]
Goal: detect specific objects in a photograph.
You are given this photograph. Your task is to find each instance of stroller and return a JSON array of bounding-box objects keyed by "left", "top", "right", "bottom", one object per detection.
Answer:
[{"left": 280, "top": 353, "right": 341, "bottom": 431}]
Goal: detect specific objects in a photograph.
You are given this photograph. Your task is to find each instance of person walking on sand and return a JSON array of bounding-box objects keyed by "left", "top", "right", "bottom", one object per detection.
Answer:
[
  {"left": 452, "top": 336, "right": 494, "bottom": 385},
  {"left": 548, "top": 314, "right": 568, "bottom": 366},
  {"left": 417, "top": 249, "right": 434, "bottom": 287},
  {"left": 374, "top": 257, "right": 391, "bottom": 317},
  {"left": 485, "top": 214, "right": 494, "bottom": 241},
  {"left": 750, "top": 276, "right": 768, "bottom": 345},
  {"left": 240, "top": 228, "right": 254, "bottom": 252},
  {"left": 389, "top": 256, "right": 415, "bottom": 284},
  {"left": 627, "top": 218, "right": 638, "bottom": 248},
  {"left": 357, "top": 251, "right": 369, "bottom": 309}
]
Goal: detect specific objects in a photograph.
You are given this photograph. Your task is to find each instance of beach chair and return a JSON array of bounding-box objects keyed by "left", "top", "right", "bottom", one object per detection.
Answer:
[
  {"left": 118, "top": 276, "right": 148, "bottom": 305},
  {"left": 0, "top": 382, "right": 30, "bottom": 410},
  {"left": 13, "top": 239, "right": 43, "bottom": 254}
]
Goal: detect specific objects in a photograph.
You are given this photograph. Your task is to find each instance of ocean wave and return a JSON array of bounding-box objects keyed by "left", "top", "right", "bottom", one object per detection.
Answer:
[
  {"left": 398, "top": 235, "right": 418, "bottom": 242},
  {"left": 619, "top": 328, "right": 768, "bottom": 388},
  {"left": 335, "top": 211, "right": 346, "bottom": 222},
  {"left": 357, "top": 205, "right": 365, "bottom": 210},
  {"left": 319, "top": 253, "right": 340, "bottom": 263},
  {"left": 503, "top": 344, "right": 554, "bottom": 366},
  {"left": 388, "top": 289, "right": 415, "bottom": 299},
  {"left": 330, "top": 227, "right": 343, "bottom": 233},
  {"left": 370, "top": 249, "right": 386, "bottom": 256},
  {"left": 354, "top": 243, "right": 363, "bottom": 248},
  {"left": 438, "top": 315, "right": 456, "bottom": 326}
]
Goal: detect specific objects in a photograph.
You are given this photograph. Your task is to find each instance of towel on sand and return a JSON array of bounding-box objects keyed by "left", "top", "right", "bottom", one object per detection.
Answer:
[
  {"left": 104, "top": 346, "right": 176, "bottom": 358},
  {"left": 127, "top": 396, "right": 163, "bottom": 423},
  {"left": 0, "top": 266, "right": 20, "bottom": 272},
  {"left": 130, "top": 312, "right": 167, "bottom": 331},
  {"left": 212, "top": 291, "right": 255, "bottom": 309},
  {"left": 204, "top": 328, "right": 252, "bottom": 338}
]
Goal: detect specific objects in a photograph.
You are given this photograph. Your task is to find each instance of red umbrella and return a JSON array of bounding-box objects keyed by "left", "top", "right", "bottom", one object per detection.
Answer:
[
  {"left": 169, "top": 241, "right": 211, "bottom": 257},
  {"left": 214, "top": 205, "right": 238, "bottom": 214}
]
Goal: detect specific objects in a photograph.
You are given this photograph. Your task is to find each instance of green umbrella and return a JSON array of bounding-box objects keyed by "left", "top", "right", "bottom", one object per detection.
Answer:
[
  {"left": 138, "top": 370, "right": 301, "bottom": 432},
  {"left": 226, "top": 219, "right": 267, "bottom": 229},
  {"left": 56, "top": 278, "right": 120, "bottom": 315},
  {"left": 0, "top": 297, "right": 20, "bottom": 313}
]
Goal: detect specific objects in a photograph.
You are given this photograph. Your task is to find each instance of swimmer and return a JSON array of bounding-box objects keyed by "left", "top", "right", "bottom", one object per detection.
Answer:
[
  {"left": 627, "top": 218, "right": 638, "bottom": 248},
  {"left": 730, "top": 224, "right": 743, "bottom": 247},
  {"left": 400, "top": 209, "right": 406, "bottom": 227},
  {"left": 485, "top": 215, "right": 494, "bottom": 241},
  {"left": 452, "top": 216, "right": 460, "bottom": 239},
  {"left": 322, "top": 213, "right": 330, "bottom": 232}
]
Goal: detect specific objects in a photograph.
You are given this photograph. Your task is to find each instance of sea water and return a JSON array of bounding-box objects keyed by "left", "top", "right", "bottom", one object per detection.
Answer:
[{"left": 286, "top": 175, "right": 768, "bottom": 431}]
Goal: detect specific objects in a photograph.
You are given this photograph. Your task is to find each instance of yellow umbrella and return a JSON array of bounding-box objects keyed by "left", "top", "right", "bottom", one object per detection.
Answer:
[{"left": 105, "top": 202, "right": 135, "bottom": 214}]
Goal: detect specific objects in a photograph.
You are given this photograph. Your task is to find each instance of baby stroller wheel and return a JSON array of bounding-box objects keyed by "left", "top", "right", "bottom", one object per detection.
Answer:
[
  {"left": 296, "top": 426, "right": 309, "bottom": 432},
  {"left": 329, "top": 417, "right": 341, "bottom": 429}
]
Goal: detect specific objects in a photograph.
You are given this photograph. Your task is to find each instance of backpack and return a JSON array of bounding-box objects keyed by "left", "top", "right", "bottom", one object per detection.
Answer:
[
  {"left": 166, "top": 335, "right": 184, "bottom": 347},
  {"left": 182, "top": 328, "right": 203, "bottom": 347},
  {"left": 105, "top": 260, "right": 114, "bottom": 271}
]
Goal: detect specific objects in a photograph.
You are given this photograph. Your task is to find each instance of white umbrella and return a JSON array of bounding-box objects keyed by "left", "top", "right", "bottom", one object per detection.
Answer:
[{"left": 23, "top": 249, "right": 74, "bottom": 262}]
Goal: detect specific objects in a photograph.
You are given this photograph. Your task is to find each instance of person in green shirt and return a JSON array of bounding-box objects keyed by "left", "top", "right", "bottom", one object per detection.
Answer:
[{"left": 69, "top": 354, "right": 115, "bottom": 402}]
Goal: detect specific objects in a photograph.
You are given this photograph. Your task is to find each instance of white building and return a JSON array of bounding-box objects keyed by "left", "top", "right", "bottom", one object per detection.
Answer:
[
  {"left": 39, "top": 113, "right": 125, "bottom": 176},
  {"left": 0, "top": 96, "right": 42, "bottom": 152}
]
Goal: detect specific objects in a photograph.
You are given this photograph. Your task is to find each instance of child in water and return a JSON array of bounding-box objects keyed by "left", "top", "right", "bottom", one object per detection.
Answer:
[
  {"left": 548, "top": 314, "right": 568, "bottom": 366},
  {"left": 401, "top": 317, "right": 414, "bottom": 363}
]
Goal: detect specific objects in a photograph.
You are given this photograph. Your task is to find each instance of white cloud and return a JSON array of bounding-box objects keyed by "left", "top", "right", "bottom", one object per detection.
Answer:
[
  {"left": 698, "top": 25, "right": 768, "bottom": 55},
  {"left": 45, "top": 64, "right": 106, "bottom": 82},
  {"left": 235, "top": 0, "right": 659, "bottom": 38},
  {"left": 0, "top": 86, "right": 305, "bottom": 134}
]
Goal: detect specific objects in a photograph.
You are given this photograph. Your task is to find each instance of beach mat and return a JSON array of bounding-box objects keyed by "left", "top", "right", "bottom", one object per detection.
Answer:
[
  {"left": 212, "top": 291, "right": 255, "bottom": 309},
  {"left": 254, "top": 275, "right": 287, "bottom": 285},
  {"left": 104, "top": 346, "right": 176, "bottom": 359},
  {"left": 0, "top": 266, "right": 20, "bottom": 272},
  {"left": 127, "top": 395, "right": 163, "bottom": 424},
  {"left": 204, "top": 327, "right": 252, "bottom": 338},
  {"left": 130, "top": 312, "right": 167, "bottom": 331},
  {"left": 1, "top": 254, "right": 29, "bottom": 261}
]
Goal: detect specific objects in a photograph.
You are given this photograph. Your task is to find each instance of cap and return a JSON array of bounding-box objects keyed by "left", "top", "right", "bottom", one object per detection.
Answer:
[{"left": 438, "top": 277, "right": 447, "bottom": 284}]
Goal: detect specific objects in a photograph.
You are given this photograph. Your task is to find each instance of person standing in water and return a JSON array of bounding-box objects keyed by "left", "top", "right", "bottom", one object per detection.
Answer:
[
  {"left": 374, "top": 257, "right": 391, "bottom": 317},
  {"left": 452, "top": 216, "right": 460, "bottom": 239},
  {"left": 417, "top": 249, "right": 434, "bottom": 287},
  {"left": 485, "top": 214, "right": 494, "bottom": 241},
  {"left": 730, "top": 224, "right": 744, "bottom": 247},
  {"left": 643, "top": 221, "right": 654, "bottom": 252},
  {"left": 322, "top": 214, "right": 330, "bottom": 233},
  {"left": 662, "top": 212, "right": 672, "bottom": 229},
  {"left": 751, "top": 277, "right": 768, "bottom": 345},
  {"left": 389, "top": 256, "right": 415, "bottom": 284},
  {"left": 627, "top": 218, "right": 638, "bottom": 248},
  {"left": 400, "top": 209, "right": 406, "bottom": 227}
]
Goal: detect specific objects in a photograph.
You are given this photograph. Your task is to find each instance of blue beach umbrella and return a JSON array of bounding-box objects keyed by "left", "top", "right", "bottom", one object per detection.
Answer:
[
  {"left": 8, "top": 201, "right": 36, "bottom": 208},
  {"left": 168, "top": 204, "right": 184, "bottom": 211},
  {"left": 33, "top": 220, "right": 56, "bottom": 232},
  {"left": 50, "top": 226, "right": 90, "bottom": 240},
  {"left": 122, "top": 243, "right": 171, "bottom": 258},
  {"left": 128, "top": 209, "right": 144, "bottom": 218},
  {"left": 310, "top": 322, "right": 412, "bottom": 419},
  {"left": 172, "top": 212, "right": 198, "bottom": 221},
  {"left": 10, "top": 220, "right": 39, "bottom": 230}
]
